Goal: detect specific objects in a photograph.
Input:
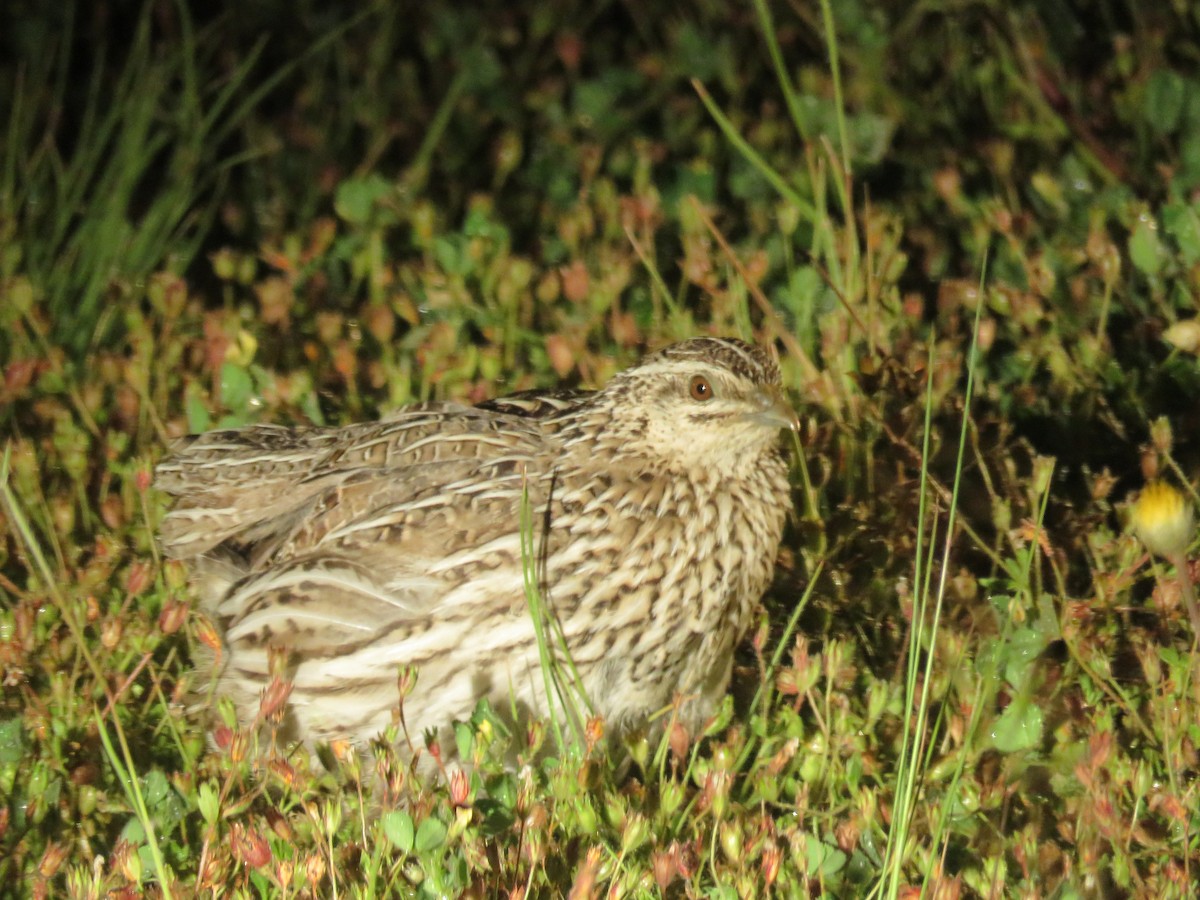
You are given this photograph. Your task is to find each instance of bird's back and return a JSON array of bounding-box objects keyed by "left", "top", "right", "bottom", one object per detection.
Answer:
[{"left": 156, "top": 400, "right": 571, "bottom": 565}]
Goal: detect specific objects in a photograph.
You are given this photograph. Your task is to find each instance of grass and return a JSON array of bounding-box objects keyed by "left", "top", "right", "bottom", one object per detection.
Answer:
[
  {"left": 519, "top": 476, "right": 595, "bottom": 757},
  {"left": 4, "top": 0, "right": 1200, "bottom": 896}
]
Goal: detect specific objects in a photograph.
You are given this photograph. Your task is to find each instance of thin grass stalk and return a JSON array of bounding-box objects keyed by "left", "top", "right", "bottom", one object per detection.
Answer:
[
  {"left": 750, "top": 0, "right": 813, "bottom": 143},
  {"left": 518, "top": 475, "right": 591, "bottom": 756},
  {"left": 928, "top": 465, "right": 1057, "bottom": 891},
  {"left": 917, "top": 292, "right": 985, "bottom": 890},
  {"left": 818, "top": 0, "right": 854, "bottom": 218},
  {"left": 624, "top": 223, "right": 684, "bottom": 322},
  {"left": 690, "top": 78, "right": 817, "bottom": 223},
  {"left": 2, "top": 446, "right": 173, "bottom": 892},
  {"left": 95, "top": 712, "right": 175, "bottom": 897},
  {"left": 408, "top": 67, "right": 470, "bottom": 190},
  {"left": 751, "top": 0, "right": 863, "bottom": 313},
  {"left": 544, "top": 600, "right": 596, "bottom": 723},
  {"left": 519, "top": 474, "right": 564, "bottom": 754},
  {"left": 880, "top": 287, "right": 986, "bottom": 896},
  {"left": 762, "top": 576, "right": 822, "bottom": 701},
  {"left": 876, "top": 336, "right": 937, "bottom": 900},
  {"left": 908, "top": 295, "right": 985, "bottom": 895},
  {"left": 733, "top": 558, "right": 825, "bottom": 777}
]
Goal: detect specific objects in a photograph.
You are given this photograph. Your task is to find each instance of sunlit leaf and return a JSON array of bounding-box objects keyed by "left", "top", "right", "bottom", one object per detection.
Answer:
[
  {"left": 382, "top": 811, "right": 414, "bottom": 852},
  {"left": 991, "top": 696, "right": 1043, "bottom": 753}
]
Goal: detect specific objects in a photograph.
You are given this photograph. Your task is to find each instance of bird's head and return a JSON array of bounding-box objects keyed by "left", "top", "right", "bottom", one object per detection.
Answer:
[{"left": 579, "top": 337, "right": 798, "bottom": 479}]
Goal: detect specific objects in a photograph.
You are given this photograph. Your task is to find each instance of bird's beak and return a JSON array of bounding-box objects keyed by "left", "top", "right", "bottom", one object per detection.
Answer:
[{"left": 748, "top": 386, "right": 799, "bottom": 432}]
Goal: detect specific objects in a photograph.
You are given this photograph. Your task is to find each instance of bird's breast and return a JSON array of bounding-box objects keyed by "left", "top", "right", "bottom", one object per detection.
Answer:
[{"left": 544, "top": 457, "right": 789, "bottom": 637}]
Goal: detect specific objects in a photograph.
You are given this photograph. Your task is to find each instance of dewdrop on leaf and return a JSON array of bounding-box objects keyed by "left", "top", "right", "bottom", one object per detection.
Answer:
[{"left": 1132, "top": 481, "right": 1194, "bottom": 559}]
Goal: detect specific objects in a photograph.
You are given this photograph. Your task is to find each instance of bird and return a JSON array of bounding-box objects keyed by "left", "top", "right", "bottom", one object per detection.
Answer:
[{"left": 155, "top": 337, "right": 796, "bottom": 760}]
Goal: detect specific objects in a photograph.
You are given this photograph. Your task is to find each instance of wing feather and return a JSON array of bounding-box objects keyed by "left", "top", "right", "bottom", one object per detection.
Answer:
[
  {"left": 156, "top": 404, "right": 559, "bottom": 642},
  {"left": 155, "top": 403, "right": 542, "bottom": 558}
]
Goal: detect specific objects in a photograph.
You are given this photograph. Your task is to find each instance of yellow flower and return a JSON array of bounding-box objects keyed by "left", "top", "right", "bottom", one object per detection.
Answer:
[{"left": 1132, "top": 481, "right": 1195, "bottom": 559}]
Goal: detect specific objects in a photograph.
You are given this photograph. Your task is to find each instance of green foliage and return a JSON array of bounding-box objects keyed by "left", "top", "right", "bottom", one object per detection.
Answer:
[{"left": 4, "top": 5, "right": 246, "bottom": 356}]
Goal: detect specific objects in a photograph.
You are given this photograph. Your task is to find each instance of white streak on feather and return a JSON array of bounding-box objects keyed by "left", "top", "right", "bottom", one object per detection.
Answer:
[{"left": 222, "top": 564, "right": 432, "bottom": 633}]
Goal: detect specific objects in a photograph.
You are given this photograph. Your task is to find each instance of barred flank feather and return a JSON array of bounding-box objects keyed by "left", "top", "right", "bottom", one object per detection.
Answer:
[{"left": 157, "top": 338, "right": 796, "bottom": 757}]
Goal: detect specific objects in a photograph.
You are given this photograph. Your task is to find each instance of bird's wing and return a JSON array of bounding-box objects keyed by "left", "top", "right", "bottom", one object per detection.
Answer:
[
  {"left": 156, "top": 422, "right": 348, "bottom": 559},
  {"left": 157, "top": 406, "right": 558, "bottom": 642},
  {"left": 475, "top": 388, "right": 591, "bottom": 418},
  {"left": 155, "top": 402, "right": 536, "bottom": 559},
  {"left": 204, "top": 452, "right": 544, "bottom": 652}
]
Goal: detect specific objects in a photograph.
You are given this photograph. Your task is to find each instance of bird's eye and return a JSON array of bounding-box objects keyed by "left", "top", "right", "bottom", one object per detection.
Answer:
[{"left": 689, "top": 375, "right": 713, "bottom": 401}]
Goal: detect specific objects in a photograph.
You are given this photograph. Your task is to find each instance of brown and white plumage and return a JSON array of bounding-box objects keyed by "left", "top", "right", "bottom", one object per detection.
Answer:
[{"left": 156, "top": 337, "right": 796, "bottom": 755}]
